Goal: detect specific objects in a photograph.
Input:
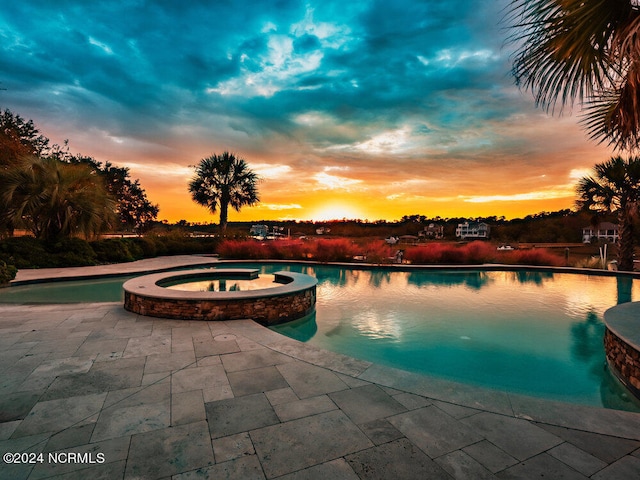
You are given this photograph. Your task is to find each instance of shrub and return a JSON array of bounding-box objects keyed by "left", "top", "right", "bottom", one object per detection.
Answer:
[
  {"left": 49, "top": 238, "right": 97, "bottom": 266},
  {"left": 91, "top": 239, "right": 135, "bottom": 263},
  {"left": 501, "top": 248, "right": 564, "bottom": 266},
  {"left": 362, "top": 240, "right": 394, "bottom": 264},
  {"left": 0, "top": 260, "right": 17, "bottom": 284},
  {"left": 218, "top": 239, "right": 270, "bottom": 259},
  {"left": 312, "top": 239, "right": 360, "bottom": 262}
]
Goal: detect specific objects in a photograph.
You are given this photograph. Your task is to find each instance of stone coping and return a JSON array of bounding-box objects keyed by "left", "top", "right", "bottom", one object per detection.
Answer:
[
  {"left": 230, "top": 319, "right": 640, "bottom": 438},
  {"left": 604, "top": 301, "right": 640, "bottom": 349},
  {"left": 122, "top": 268, "right": 318, "bottom": 300}
]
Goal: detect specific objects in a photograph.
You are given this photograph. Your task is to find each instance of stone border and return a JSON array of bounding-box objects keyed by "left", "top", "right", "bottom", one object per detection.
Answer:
[
  {"left": 123, "top": 268, "right": 317, "bottom": 325},
  {"left": 604, "top": 301, "right": 640, "bottom": 400}
]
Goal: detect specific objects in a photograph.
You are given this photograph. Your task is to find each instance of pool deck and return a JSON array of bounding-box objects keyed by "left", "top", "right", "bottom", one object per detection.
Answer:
[{"left": 2, "top": 256, "right": 640, "bottom": 479}]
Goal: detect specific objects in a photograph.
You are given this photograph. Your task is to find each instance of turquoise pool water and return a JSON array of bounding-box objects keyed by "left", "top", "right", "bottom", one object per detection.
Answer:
[{"left": 3, "top": 262, "right": 639, "bottom": 410}]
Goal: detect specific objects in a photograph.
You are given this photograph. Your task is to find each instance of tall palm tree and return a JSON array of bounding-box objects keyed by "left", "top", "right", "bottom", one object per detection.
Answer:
[
  {"left": 189, "top": 152, "right": 260, "bottom": 234},
  {"left": 0, "top": 156, "right": 116, "bottom": 241},
  {"left": 508, "top": 1, "right": 640, "bottom": 150},
  {"left": 576, "top": 156, "right": 640, "bottom": 271}
]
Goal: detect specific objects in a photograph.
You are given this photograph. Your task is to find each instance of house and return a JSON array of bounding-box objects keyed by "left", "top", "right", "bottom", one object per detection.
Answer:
[
  {"left": 455, "top": 222, "right": 490, "bottom": 239},
  {"left": 249, "top": 224, "right": 269, "bottom": 239},
  {"left": 418, "top": 223, "right": 444, "bottom": 240},
  {"left": 582, "top": 222, "right": 619, "bottom": 243}
]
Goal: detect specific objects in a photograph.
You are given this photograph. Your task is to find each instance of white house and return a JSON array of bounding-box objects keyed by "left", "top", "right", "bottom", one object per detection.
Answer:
[
  {"left": 582, "top": 222, "right": 619, "bottom": 243},
  {"left": 456, "top": 222, "right": 490, "bottom": 239}
]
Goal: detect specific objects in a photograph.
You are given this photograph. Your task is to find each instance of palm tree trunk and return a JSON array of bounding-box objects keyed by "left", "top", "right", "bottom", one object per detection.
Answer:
[
  {"left": 617, "top": 210, "right": 635, "bottom": 271},
  {"left": 219, "top": 200, "right": 228, "bottom": 235}
]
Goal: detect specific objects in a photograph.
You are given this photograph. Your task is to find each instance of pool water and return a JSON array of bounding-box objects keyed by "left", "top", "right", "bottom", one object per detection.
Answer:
[
  {"left": 3, "top": 263, "right": 640, "bottom": 410},
  {"left": 164, "top": 274, "right": 278, "bottom": 292}
]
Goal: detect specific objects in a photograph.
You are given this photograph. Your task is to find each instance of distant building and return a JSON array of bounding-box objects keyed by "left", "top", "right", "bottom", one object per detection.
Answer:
[
  {"left": 419, "top": 223, "right": 444, "bottom": 240},
  {"left": 456, "top": 222, "right": 490, "bottom": 239},
  {"left": 582, "top": 222, "right": 619, "bottom": 243},
  {"left": 250, "top": 224, "right": 269, "bottom": 239}
]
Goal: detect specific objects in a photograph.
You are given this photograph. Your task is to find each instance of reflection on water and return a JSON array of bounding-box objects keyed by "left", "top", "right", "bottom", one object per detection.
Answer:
[
  {"left": 4, "top": 261, "right": 640, "bottom": 411},
  {"left": 406, "top": 271, "right": 491, "bottom": 289}
]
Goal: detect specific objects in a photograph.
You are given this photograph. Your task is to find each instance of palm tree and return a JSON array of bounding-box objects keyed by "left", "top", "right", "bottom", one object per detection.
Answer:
[
  {"left": 188, "top": 152, "right": 260, "bottom": 234},
  {"left": 576, "top": 156, "right": 640, "bottom": 271},
  {"left": 0, "top": 156, "right": 116, "bottom": 241},
  {"left": 508, "top": 1, "right": 640, "bottom": 150}
]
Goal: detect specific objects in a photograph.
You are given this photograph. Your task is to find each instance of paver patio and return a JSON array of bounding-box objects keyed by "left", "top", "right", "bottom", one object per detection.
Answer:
[{"left": 1, "top": 256, "right": 640, "bottom": 479}]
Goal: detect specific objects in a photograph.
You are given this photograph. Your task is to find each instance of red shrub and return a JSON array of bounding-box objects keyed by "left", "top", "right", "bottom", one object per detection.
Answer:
[
  {"left": 361, "top": 240, "right": 394, "bottom": 264},
  {"left": 500, "top": 248, "right": 564, "bottom": 266},
  {"left": 218, "top": 240, "right": 269, "bottom": 259},
  {"left": 463, "top": 241, "right": 497, "bottom": 264},
  {"left": 312, "top": 239, "right": 360, "bottom": 262}
]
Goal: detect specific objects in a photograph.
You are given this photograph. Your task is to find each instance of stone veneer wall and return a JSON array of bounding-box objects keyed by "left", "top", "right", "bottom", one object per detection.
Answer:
[
  {"left": 604, "top": 328, "right": 640, "bottom": 399},
  {"left": 124, "top": 286, "right": 315, "bottom": 326}
]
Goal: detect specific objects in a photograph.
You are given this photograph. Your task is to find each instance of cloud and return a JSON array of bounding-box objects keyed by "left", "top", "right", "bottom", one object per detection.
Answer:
[{"left": 0, "top": 0, "right": 611, "bottom": 222}]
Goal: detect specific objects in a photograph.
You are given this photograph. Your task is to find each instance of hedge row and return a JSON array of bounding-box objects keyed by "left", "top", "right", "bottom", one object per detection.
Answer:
[{"left": 0, "top": 235, "right": 219, "bottom": 270}]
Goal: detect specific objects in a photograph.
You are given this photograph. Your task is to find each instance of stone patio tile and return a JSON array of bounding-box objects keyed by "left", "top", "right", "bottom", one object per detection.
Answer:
[
  {"left": 496, "top": 453, "right": 589, "bottom": 480},
  {"left": 172, "top": 455, "right": 265, "bottom": 480},
  {"left": 29, "top": 435, "right": 130, "bottom": 479},
  {"left": 194, "top": 338, "right": 240, "bottom": 357},
  {"left": 172, "top": 390, "right": 206, "bottom": 426},
  {"left": 71, "top": 338, "right": 128, "bottom": 358},
  {"left": 0, "top": 391, "right": 42, "bottom": 422},
  {"left": 265, "top": 387, "right": 298, "bottom": 406},
  {"left": 212, "top": 432, "right": 255, "bottom": 462},
  {"left": 335, "top": 372, "right": 371, "bottom": 388},
  {"left": 44, "top": 424, "right": 95, "bottom": 452},
  {"left": 123, "top": 334, "right": 171, "bottom": 357},
  {"left": 591, "top": 455, "right": 640, "bottom": 479},
  {"left": 0, "top": 420, "right": 21, "bottom": 440},
  {"left": 462, "top": 440, "right": 518, "bottom": 474},
  {"left": 41, "top": 356, "right": 146, "bottom": 401},
  {"left": 228, "top": 366, "right": 289, "bottom": 396},
  {"left": 276, "top": 361, "right": 349, "bottom": 399},
  {"left": 329, "top": 384, "right": 407, "bottom": 425},
  {"left": 359, "top": 364, "right": 514, "bottom": 415},
  {"left": 388, "top": 406, "right": 483, "bottom": 458},
  {"left": 202, "top": 385, "right": 234, "bottom": 403},
  {"left": 125, "top": 420, "right": 214, "bottom": 479},
  {"left": 435, "top": 450, "right": 498, "bottom": 480},
  {"left": 12, "top": 392, "right": 107, "bottom": 438},
  {"left": 36, "top": 460, "right": 127, "bottom": 480},
  {"left": 17, "top": 356, "right": 95, "bottom": 392},
  {"left": 547, "top": 442, "right": 607, "bottom": 476},
  {"left": 145, "top": 351, "right": 197, "bottom": 374},
  {"left": 251, "top": 410, "right": 372, "bottom": 478},
  {"left": 103, "top": 381, "right": 171, "bottom": 409},
  {"left": 277, "top": 458, "right": 359, "bottom": 480},
  {"left": 535, "top": 423, "right": 640, "bottom": 464},
  {"left": 28, "top": 337, "right": 88, "bottom": 356},
  {"left": 462, "top": 412, "right": 562, "bottom": 461},
  {"left": 171, "top": 364, "right": 230, "bottom": 394},
  {"left": 345, "top": 438, "right": 450, "bottom": 480},
  {"left": 91, "top": 393, "right": 170, "bottom": 442},
  {"left": 221, "top": 349, "right": 295, "bottom": 373},
  {"left": 0, "top": 433, "right": 50, "bottom": 480},
  {"left": 510, "top": 394, "right": 640, "bottom": 440},
  {"left": 273, "top": 394, "right": 337, "bottom": 422},
  {"left": 206, "top": 392, "right": 279, "bottom": 439},
  {"left": 196, "top": 355, "right": 221, "bottom": 367},
  {"left": 358, "top": 418, "right": 404, "bottom": 445},
  {"left": 392, "top": 392, "right": 431, "bottom": 410},
  {"left": 432, "top": 400, "right": 480, "bottom": 419}
]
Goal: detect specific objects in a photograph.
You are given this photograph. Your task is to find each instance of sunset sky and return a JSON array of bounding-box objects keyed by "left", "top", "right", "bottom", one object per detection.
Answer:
[{"left": 0, "top": 0, "right": 614, "bottom": 223}]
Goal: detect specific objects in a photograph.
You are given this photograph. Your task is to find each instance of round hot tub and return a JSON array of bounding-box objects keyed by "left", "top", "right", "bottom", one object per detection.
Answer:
[{"left": 123, "top": 268, "right": 317, "bottom": 325}]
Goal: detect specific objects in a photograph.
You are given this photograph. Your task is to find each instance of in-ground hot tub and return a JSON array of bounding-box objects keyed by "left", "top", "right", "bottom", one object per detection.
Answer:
[{"left": 123, "top": 268, "right": 317, "bottom": 325}]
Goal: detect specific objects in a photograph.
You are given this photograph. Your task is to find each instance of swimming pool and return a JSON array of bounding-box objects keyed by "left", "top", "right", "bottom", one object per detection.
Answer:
[{"left": 3, "top": 262, "right": 639, "bottom": 410}]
